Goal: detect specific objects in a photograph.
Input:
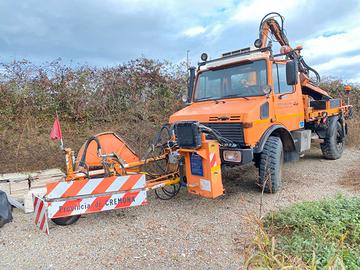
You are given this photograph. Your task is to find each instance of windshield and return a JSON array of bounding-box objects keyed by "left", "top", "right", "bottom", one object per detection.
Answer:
[{"left": 194, "top": 60, "right": 267, "bottom": 101}]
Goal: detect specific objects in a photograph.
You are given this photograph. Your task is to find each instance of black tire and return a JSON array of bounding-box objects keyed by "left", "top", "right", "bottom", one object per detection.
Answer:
[
  {"left": 320, "top": 119, "right": 344, "bottom": 160},
  {"left": 258, "top": 136, "right": 283, "bottom": 193},
  {"left": 51, "top": 215, "right": 81, "bottom": 226}
]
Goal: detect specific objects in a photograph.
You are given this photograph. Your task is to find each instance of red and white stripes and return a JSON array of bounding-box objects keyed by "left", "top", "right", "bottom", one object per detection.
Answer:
[
  {"left": 47, "top": 190, "right": 147, "bottom": 219},
  {"left": 33, "top": 195, "right": 49, "bottom": 235},
  {"left": 46, "top": 174, "right": 145, "bottom": 199},
  {"left": 33, "top": 174, "right": 148, "bottom": 234},
  {"left": 209, "top": 152, "right": 217, "bottom": 168}
]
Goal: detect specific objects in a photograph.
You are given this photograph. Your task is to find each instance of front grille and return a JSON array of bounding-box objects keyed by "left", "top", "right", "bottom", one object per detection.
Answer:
[{"left": 202, "top": 122, "right": 245, "bottom": 146}]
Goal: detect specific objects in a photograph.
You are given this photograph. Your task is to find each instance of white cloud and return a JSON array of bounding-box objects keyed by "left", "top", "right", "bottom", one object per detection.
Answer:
[
  {"left": 314, "top": 54, "right": 360, "bottom": 73},
  {"left": 302, "top": 27, "right": 360, "bottom": 60},
  {"left": 181, "top": 26, "right": 206, "bottom": 37},
  {"left": 230, "top": 0, "right": 309, "bottom": 23},
  {"left": 1, "top": 0, "right": 360, "bottom": 82}
]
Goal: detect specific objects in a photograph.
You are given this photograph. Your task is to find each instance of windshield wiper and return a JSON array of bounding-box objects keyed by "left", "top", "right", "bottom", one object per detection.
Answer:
[
  {"left": 221, "top": 94, "right": 249, "bottom": 100},
  {"left": 195, "top": 97, "right": 222, "bottom": 101}
]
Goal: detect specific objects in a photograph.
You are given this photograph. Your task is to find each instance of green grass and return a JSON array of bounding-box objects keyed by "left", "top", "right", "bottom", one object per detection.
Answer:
[{"left": 263, "top": 195, "right": 360, "bottom": 269}]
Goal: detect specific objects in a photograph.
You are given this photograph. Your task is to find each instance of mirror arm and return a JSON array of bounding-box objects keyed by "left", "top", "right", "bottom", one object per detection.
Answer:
[
  {"left": 278, "top": 88, "right": 296, "bottom": 99},
  {"left": 187, "top": 67, "right": 196, "bottom": 103}
]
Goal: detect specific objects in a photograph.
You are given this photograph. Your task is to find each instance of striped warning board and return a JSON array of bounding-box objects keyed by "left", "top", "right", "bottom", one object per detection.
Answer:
[
  {"left": 209, "top": 145, "right": 221, "bottom": 173},
  {"left": 46, "top": 174, "right": 147, "bottom": 219},
  {"left": 210, "top": 151, "right": 217, "bottom": 167},
  {"left": 46, "top": 174, "right": 145, "bottom": 199},
  {"left": 47, "top": 190, "right": 147, "bottom": 218},
  {"left": 33, "top": 195, "right": 49, "bottom": 235}
]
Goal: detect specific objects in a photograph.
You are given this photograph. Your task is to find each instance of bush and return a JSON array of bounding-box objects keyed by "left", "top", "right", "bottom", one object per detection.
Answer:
[
  {"left": 245, "top": 196, "right": 360, "bottom": 269},
  {"left": 0, "top": 59, "right": 359, "bottom": 173},
  {"left": 0, "top": 58, "right": 187, "bottom": 172}
]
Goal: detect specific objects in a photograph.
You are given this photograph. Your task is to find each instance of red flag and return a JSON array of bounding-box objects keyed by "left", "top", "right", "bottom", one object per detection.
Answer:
[{"left": 50, "top": 116, "right": 62, "bottom": 140}]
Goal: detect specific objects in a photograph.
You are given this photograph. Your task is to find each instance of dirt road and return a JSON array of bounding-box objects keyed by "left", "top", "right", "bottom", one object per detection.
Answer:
[{"left": 1, "top": 146, "right": 359, "bottom": 270}]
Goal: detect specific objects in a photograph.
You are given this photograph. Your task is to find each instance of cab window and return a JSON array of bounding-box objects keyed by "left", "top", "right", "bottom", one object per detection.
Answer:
[
  {"left": 198, "top": 76, "right": 221, "bottom": 98},
  {"left": 195, "top": 60, "right": 267, "bottom": 101},
  {"left": 272, "top": 63, "right": 293, "bottom": 94}
]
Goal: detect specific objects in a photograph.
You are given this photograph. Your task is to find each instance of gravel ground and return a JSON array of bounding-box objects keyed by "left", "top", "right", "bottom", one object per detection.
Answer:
[{"left": 1, "top": 146, "right": 360, "bottom": 270}]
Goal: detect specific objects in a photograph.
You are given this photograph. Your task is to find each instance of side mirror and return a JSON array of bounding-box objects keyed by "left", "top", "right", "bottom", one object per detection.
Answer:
[
  {"left": 286, "top": 60, "right": 298, "bottom": 85},
  {"left": 186, "top": 67, "right": 196, "bottom": 103}
]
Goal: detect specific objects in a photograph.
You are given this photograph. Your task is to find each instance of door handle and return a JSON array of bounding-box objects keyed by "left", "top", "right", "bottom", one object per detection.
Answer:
[{"left": 293, "top": 102, "right": 299, "bottom": 105}]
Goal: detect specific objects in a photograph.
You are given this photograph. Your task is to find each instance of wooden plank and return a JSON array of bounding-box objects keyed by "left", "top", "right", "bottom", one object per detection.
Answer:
[
  {"left": 0, "top": 168, "right": 64, "bottom": 183},
  {"left": 0, "top": 182, "right": 10, "bottom": 194},
  {"left": 24, "top": 188, "right": 47, "bottom": 213},
  {"left": 0, "top": 168, "right": 64, "bottom": 213},
  {"left": 30, "top": 176, "right": 63, "bottom": 189},
  {"left": 0, "top": 172, "right": 28, "bottom": 182},
  {"left": 9, "top": 181, "right": 29, "bottom": 193},
  {"left": 30, "top": 168, "right": 64, "bottom": 188}
]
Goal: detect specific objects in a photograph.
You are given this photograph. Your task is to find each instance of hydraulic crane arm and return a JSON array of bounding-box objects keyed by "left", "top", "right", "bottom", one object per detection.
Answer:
[
  {"left": 254, "top": 12, "right": 290, "bottom": 49},
  {"left": 254, "top": 12, "right": 322, "bottom": 90}
]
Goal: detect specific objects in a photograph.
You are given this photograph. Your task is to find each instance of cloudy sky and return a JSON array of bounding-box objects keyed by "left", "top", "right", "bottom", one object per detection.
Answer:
[{"left": 1, "top": 0, "right": 360, "bottom": 82}]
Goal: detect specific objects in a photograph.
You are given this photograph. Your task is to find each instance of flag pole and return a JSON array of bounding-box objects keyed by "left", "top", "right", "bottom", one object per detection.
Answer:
[{"left": 56, "top": 110, "right": 64, "bottom": 150}]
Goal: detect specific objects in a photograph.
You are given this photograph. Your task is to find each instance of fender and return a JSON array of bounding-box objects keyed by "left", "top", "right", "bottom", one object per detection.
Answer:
[{"left": 253, "top": 124, "right": 296, "bottom": 154}]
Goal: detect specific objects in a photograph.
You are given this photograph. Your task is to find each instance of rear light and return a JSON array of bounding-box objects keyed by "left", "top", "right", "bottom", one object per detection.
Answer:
[{"left": 223, "top": 150, "right": 241, "bottom": 163}]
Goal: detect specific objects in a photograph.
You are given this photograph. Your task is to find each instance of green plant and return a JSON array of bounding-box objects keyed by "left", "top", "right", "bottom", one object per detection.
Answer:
[{"left": 245, "top": 196, "right": 360, "bottom": 269}]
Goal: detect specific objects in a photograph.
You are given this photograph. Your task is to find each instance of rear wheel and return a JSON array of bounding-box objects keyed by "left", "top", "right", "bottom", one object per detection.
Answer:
[
  {"left": 320, "top": 119, "right": 344, "bottom": 160},
  {"left": 51, "top": 215, "right": 81, "bottom": 226},
  {"left": 258, "top": 136, "right": 283, "bottom": 193}
]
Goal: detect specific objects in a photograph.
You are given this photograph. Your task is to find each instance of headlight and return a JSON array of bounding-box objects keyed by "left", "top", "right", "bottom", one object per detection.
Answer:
[{"left": 223, "top": 150, "right": 241, "bottom": 163}]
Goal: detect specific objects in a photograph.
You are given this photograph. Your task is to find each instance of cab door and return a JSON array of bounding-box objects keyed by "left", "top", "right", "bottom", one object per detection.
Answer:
[{"left": 272, "top": 62, "right": 304, "bottom": 131}]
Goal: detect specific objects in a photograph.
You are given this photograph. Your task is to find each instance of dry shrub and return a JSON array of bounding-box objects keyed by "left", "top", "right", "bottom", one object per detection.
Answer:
[
  {"left": 345, "top": 119, "right": 360, "bottom": 147},
  {"left": 0, "top": 58, "right": 186, "bottom": 173},
  {"left": 1, "top": 61, "right": 360, "bottom": 173}
]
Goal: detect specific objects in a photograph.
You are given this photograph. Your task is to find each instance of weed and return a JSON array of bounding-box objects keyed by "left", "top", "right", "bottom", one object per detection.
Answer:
[{"left": 245, "top": 196, "right": 360, "bottom": 269}]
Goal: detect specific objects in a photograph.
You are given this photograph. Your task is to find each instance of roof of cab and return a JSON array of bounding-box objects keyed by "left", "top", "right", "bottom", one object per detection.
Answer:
[{"left": 199, "top": 49, "right": 270, "bottom": 71}]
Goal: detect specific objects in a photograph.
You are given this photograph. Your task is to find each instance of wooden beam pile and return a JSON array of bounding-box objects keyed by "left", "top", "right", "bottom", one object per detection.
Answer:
[{"left": 0, "top": 168, "right": 64, "bottom": 213}]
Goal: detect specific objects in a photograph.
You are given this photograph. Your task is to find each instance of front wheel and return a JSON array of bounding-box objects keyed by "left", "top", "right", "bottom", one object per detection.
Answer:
[
  {"left": 51, "top": 215, "right": 81, "bottom": 226},
  {"left": 320, "top": 119, "right": 344, "bottom": 160},
  {"left": 258, "top": 136, "right": 283, "bottom": 193}
]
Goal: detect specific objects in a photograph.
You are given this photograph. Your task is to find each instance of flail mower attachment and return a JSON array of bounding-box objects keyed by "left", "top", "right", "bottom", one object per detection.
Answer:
[{"left": 33, "top": 122, "right": 228, "bottom": 234}]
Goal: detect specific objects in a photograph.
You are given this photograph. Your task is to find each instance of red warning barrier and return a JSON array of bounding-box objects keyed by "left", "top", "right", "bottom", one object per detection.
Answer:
[{"left": 33, "top": 195, "right": 49, "bottom": 235}]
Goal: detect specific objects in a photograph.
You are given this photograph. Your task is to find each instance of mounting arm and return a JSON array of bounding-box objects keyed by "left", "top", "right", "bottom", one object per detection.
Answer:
[
  {"left": 254, "top": 12, "right": 321, "bottom": 86},
  {"left": 254, "top": 12, "right": 289, "bottom": 49}
]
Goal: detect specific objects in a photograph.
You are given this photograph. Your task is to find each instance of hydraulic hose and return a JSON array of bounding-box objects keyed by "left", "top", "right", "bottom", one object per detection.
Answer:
[
  {"left": 199, "top": 124, "right": 236, "bottom": 147},
  {"left": 299, "top": 56, "right": 321, "bottom": 85},
  {"left": 79, "top": 135, "right": 102, "bottom": 167}
]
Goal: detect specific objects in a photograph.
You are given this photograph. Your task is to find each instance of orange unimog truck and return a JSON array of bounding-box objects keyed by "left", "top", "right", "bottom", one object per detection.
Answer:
[{"left": 169, "top": 12, "right": 352, "bottom": 193}]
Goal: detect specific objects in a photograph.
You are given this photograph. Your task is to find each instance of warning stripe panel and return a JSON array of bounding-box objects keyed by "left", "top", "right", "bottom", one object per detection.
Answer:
[
  {"left": 33, "top": 195, "right": 49, "bottom": 235},
  {"left": 47, "top": 190, "right": 147, "bottom": 219},
  {"left": 46, "top": 174, "right": 145, "bottom": 199},
  {"left": 210, "top": 152, "right": 217, "bottom": 167},
  {"left": 85, "top": 195, "right": 112, "bottom": 213},
  {"left": 61, "top": 180, "right": 88, "bottom": 198},
  {"left": 91, "top": 176, "right": 117, "bottom": 194}
]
